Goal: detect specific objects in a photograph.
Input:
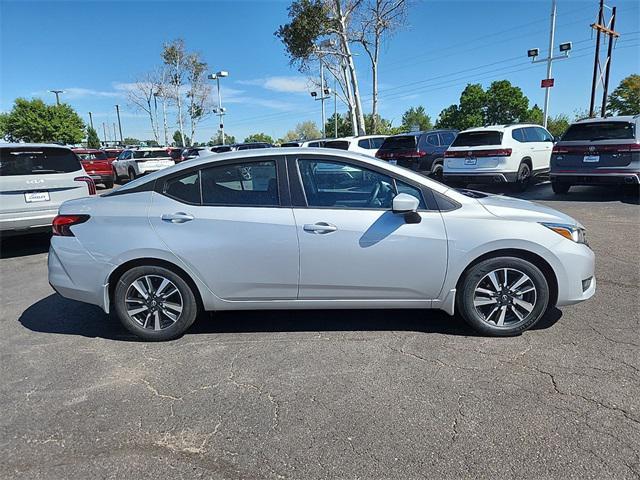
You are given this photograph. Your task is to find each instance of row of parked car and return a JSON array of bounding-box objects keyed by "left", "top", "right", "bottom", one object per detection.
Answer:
[{"left": 0, "top": 115, "right": 637, "bottom": 236}]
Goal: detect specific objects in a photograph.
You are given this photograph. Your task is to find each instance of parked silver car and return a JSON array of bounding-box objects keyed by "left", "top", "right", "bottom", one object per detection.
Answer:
[
  {"left": 49, "top": 148, "right": 595, "bottom": 341},
  {"left": 0, "top": 144, "right": 94, "bottom": 235}
]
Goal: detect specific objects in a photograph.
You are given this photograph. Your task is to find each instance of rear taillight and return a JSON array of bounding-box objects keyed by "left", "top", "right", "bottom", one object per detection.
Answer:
[
  {"left": 553, "top": 143, "right": 640, "bottom": 154},
  {"left": 445, "top": 149, "right": 512, "bottom": 157},
  {"left": 52, "top": 215, "right": 90, "bottom": 237},
  {"left": 75, "top": 176, "right": 96, "bottom": 195},
  {"left": 552, "top": 145, "right": 568, "bottom": 154}
]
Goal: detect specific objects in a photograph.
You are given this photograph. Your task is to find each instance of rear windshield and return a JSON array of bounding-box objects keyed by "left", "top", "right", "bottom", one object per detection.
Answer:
[
  {"left": 324, "top": 141, "right": 350, "bottom": 150},
  {"left": 562, "top": 122, "right": 635, "bottom": 141},
  {"left": 379, "top": 135, "right": 417, "bottom": 151},
  {"left": 169, "top": 150, "right": 182, "bottom": 159},
  {"left": 451, "top": 131, "right": 503, "bottom": 147},
  {"left": 0, "top": 147, "right": 81, "bottom": 176},
  {"left": 105, "top": 150, "right": 122, "bottom": 158},
  {"left": 281, "top": 142, "right": 300, "bottom": 147},
  {"left": 133, "top": 149, "right": 171, "bottom": 159},
  {"left": 76, "top": 151, "right": 107, "bottom": 161}
]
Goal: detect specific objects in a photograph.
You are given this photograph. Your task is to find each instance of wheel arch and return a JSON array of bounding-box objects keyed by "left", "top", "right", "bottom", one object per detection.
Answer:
[
  {"left": 520, "top": 157, "right": 533, "bottom": 169},
  {"left": 108, "top": 257, "right": 205, "bottom": 311},
  {"left": 455, "top": 248, "right": 558, "bottom": 307}
]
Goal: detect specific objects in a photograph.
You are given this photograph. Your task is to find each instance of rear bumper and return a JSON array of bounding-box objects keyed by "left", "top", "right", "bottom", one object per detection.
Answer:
[
  {"left": 550, "top": 172, "right": 640, "bottom": 185},
  {"left": 443, "top": 172, "right": 518, "bottom": 184},
  {"left": 0, "top": 208, "right": 58, "bottom": 232}
]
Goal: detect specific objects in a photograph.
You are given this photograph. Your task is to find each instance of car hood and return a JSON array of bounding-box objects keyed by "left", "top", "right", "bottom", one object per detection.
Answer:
[{"left": 472, "top": 192, "right": 581, "bottom": 226}]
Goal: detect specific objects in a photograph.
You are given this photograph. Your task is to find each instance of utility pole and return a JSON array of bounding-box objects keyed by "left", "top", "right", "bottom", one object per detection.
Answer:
[
  {"left": 113, "top": 123, "right": 117, "bottom": 145},
  {"left": 102, "top": 122, "right": 108, "bottom": 145},
  {"left": 88, "top": 112, "right": 94, "bottom": 130},
  {"left": 527, "top": 0, "right": 571, "bottom": 128},
  {"left": 310, "top": 64, "right": 331, "bottom": 138},
  {"left": 334, "top": 78, "right": 338, "bottom": 138},
  {"left": 114, "top": 104, "right": 124, "bottom": 144},
  {"left": 589, "top": 1, "right": 619, "bottom": 117}
]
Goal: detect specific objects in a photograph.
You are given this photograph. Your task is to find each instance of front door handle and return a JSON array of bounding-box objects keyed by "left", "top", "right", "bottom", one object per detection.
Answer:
[
  {"left": 303, "top": 222, "right": 337, "bottom": 234},
  {"left": 161, "top": 212, "right": 194, "bottom": 223}
]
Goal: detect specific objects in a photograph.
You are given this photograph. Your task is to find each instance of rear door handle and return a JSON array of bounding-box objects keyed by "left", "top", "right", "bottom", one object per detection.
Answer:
[
  {"left": 303, "top": 222, "right": 337, "bottom": 234},
  {"left": 161, "top": 212, "right": 194, "bottom": 223}
]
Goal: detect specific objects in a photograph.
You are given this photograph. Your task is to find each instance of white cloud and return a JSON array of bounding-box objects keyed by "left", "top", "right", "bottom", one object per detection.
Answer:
[{"left": 237, "top": 76, "right": 311, "bottom": 94}]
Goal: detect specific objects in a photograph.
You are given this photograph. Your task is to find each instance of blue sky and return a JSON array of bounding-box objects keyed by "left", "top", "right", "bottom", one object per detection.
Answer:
[{"left": 1, "top": 0, "right": 638, "bottom": 143}]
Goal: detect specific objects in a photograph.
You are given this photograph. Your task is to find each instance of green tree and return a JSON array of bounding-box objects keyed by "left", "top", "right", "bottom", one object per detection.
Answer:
[
  {"left": 0, "top": 112, "right": 9, "bottom": 140},
  {"left": 364, "top": 114, "right": 393, "bottom": 134},
  {"left": 208, "top": 131, "right": 236, "bottom": 146},
  {"left": 244, "top": 132, "right": 275, "bottom": 144},
  {"left": 86, "top": 126, "right": 101, "bottom": 149},
  {"left": 401, "top": 106, "right": 432, "bottom": 132},
  {"left": 144, "top": 139, "right": 160, "bottom": 147},
  {"left": 546, "top": 114, "right": 571, "bottom": 138},
  {"left": 607, "top": 74, "right": 640, "bottom": 116},
  {"left": 436, "top": 83, "right": 487, "bottom": 130},
  {"left": 282, "top": 120, "right": 323, "bottom": 142},
  {"left": 123, "top": 137, "right": 141, "bottom": 145},
  {"left": 172, "top": 130, "right": 191, "bottom": 147},
  {"left": 324, "top": 113, "right": 353, "bottom": 138},
  {"left": 485, "top": 80, "right": 529, "bottom": 125},
  {"left": 525, "top": 104, "right": 544, "bottom": 125},
  {"left": 1, "top": 98, "right": 85, "bottom": 143}
]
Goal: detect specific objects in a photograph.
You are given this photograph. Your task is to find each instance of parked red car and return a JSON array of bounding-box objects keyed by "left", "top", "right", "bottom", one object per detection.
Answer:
[
  {"left": 167, "top": 147, "right": 184, "bottom": 163},
  {"left": 72, "top": 148, "right": 115, "bottom": 189}
]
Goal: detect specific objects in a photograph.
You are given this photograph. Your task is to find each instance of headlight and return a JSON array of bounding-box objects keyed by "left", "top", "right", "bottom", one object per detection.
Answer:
[{"left": 540, "top": 222, "right": 588, "bottom": 245}]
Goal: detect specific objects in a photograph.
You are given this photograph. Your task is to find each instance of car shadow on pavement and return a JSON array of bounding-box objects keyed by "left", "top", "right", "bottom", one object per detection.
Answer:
[
  {"left": 0, "top": 233, "right": 51, "bottom": 259},
  {"left": 19, "top": 293, "right": 563, "bottom": 341}
]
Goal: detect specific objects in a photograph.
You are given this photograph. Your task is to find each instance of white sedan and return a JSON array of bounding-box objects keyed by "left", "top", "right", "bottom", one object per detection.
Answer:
[{"left": 49, "top": 148, "right": 595, "bottom": 341}]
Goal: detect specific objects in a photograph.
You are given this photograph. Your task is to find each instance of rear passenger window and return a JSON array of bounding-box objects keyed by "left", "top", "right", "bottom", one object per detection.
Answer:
[
  {"left": 370, "top": 137, "right": 386, "bottom": 149},
  {"left": 512, "top": 128, "right": 526, "bottom": 142},
  {"left": 164, "top": 172, "right": 201, "bottom": 204},
  {"left": 201, "top": 161, "right": 279, "bottom": 207}
]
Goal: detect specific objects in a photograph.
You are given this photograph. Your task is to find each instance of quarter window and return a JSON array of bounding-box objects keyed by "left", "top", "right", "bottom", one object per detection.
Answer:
[
  {"left": 358, "top": 139, "right": 371, "bottom": 149},
  {"left": 370, "top": 137, "right": 386, "bottom": 149},
  {"left": 201, "top": 161, "right": 279, "bottom": 207},
  {"left": 512, "top": 128, "right": 526, "bottom": 142},
  {"left": 298, "top": 159, "right": 425, "bottom": 210},
  {"left": 426, "top": 134, "right": 439, "bottom": 146},
  {"left": 439, "top": 132, "right": 456, "bottom": 146}
]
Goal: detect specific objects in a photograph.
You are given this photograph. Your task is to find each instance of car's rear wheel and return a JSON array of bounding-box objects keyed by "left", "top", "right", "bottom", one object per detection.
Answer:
[
  {"left": 114, "top": 266, "right": 199, "bottom": 341},
  {"left": 551, "top": 180, "right": 571, "bottom": 194},
  {"left": 513, "top": 162, "right": 531, "bottom": 192},
  {"left": 128, "top": 168, "right": 137, "bottom": 182},
  {"left": 457, "top": 257, "right": 550, "bottom": 336},
  {"left": 430, "top": 160, "right": 444, "bottom": 181},
  {"left": 104, "top": 179, "right": 114, "bottom": 189}
]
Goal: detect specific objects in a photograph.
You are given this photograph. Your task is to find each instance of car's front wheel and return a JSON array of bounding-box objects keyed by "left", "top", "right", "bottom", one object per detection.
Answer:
[
  {"left": 551, "top": 180, "right": 571, "bottom": 194},
  {"left": 114, "top": 265, "right": 199, "bottom": 341},
  {"left": 457, "top": 257, "right": 550, "bottom": 336}
]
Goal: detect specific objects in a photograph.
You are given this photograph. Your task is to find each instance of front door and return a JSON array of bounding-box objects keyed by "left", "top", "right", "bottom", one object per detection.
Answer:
[
  {"left": 148, "top": 159, "right": 298, "bottom": 301},
  {"left": 291, "top": 157, "right": 448, "bottom": 300}
]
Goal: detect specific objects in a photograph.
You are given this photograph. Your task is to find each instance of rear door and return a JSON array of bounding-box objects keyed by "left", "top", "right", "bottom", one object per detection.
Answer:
[
  {"left": 148, "top": 156, "right": 299, "bottom": 300},
  {"left": 289, "top": 155, "right": 448, "bottom": 300},
  {"left": 524, "top": 127, "right": 553, "bottom": 170},
  {"left": 0, "top": 147, "right": 88, "bottom": 228}
]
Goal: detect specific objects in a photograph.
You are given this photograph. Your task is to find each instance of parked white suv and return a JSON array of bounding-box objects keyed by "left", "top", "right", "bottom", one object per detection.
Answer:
[
  {"left": 113, "top": 147, "right": 175, "bottom": 182},
  {"left": 443, "top": 124, "right": 554, "bottom": 191},
  {"left": 324, "top": 135, "right": 388, "bottom": 157}
]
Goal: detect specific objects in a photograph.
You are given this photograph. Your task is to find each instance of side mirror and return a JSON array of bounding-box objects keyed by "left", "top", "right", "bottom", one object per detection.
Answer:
[
  {"left": 392, "top": 193, "right": 420, "bottom": 213},
  {"left": 392, "top": 193, "right": 421, "bottom": 224}
]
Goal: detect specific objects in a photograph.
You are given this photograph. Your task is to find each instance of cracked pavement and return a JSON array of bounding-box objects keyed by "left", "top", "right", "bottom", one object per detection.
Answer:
[{"left": 1, "top": 183, "right": 639, "bottom": 479}]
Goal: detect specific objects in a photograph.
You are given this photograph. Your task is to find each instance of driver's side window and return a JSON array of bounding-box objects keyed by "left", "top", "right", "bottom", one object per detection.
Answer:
[{"left": 297, "top": 159, "right": 424, "bottom": 209}]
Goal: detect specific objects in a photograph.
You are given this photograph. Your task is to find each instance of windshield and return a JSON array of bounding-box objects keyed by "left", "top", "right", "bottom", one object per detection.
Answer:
[
  {"left": 562, "top": 122, "right": 635, "bottom": 141},
  {"left": 0, "top": 147, "right": 81, "bottom": 176},
  {"left": 451, "top": 131, "right": 503, "bottom": 147},
  {"left": 76, "top": 151, "right": 107, "bottom": 161},
  {"left": 379, "top": 135, "right": 417, "bottom": 150},
  {"left": 133, "top": 150, "right": 171, "bottom": 159}
]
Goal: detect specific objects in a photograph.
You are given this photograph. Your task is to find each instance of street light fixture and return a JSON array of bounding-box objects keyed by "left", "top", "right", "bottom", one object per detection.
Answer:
[
  {"left": 208, "top": 70, "right": 229, "bottom": 145},
  {"left": 49, "top": 90, "right": 64, "bottom": 105}
]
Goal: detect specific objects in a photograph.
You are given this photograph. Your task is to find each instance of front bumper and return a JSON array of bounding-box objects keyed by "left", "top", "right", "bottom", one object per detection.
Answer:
[
  {"left": 550, "top": 172, "right": 640, "bottom": 185},
  {"left": 443, "top": 172, "right": 518, "bottom": 184},
  {"left": 553, "top": 241, "right": 596, "bottom": 307}
]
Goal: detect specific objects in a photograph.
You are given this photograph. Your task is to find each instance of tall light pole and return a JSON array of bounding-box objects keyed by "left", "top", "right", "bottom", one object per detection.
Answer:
[
  {"left": 49, "top": 90, "right": 64, "bottom": 105},
  {"left": 114, "top": 104, "right": 124, "bottom": 144},
  {"left": 88, "top": 112, "right": 94, "bottom": 130},
  {"left": 154, "top": 91, "right": 169, "bottom": 146},
  {"left": 527, "top": 0, "right": 571, "bottom": 128},
  {"left": 208, "top": 71, "right": 229, "bottom": 145},
  {"left": 309, "top": 64, "right": 331, "bottom": 138}
]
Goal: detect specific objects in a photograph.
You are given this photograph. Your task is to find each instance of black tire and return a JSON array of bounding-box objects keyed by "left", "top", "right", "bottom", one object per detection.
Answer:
[
  {"left": 551, "top": 180, "right": 571, "bottom": 194},
  {"left": 430, "top": 161, "right": 444, "bottom": 181},
  {"left": 104, "top": 180, "right": 114, "bottom": 189},
  {"left": 456, "top": 256, "right": 550, "bottom": 336},
  {"left": 512, "top": 161, "right": 532, "bottom": 192},
  {"left": 128, "top": 168, "right": 137, "bottom": 182},
  {"left": 114, "top": 265, "right": 199, "bottom": 341},
  {"left": 623, "top": 184, "right": 639, "bottom": 197}
]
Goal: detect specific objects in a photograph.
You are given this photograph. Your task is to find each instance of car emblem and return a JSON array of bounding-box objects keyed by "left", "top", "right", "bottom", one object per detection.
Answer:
[
  {"left": 26, "top": 179, "right": 45, "bottom": 184},
  {"left": 467, "top": 151, "right": 473, "bottom": 156},
  {"left": 588, "top": 146, "right": 596, "bottom": 152}
]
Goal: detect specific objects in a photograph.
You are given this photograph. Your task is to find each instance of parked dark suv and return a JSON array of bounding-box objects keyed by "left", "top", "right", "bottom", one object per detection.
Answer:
[
  {"left": 550, "top": 115, "right": 639, "bottom": 194},
  {"left": 375, "top": 129, "right": 458, "bottom": 178}
]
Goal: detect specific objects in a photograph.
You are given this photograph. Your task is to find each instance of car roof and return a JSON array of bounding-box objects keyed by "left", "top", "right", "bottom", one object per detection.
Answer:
[
  {"left": 388, "top": 129, "right": 457, "bottom": 137},
  {"left": 574, "top": 115, "right": 638, "bottom": 124},
  {"left": 0, "top": 143, "right": 74, "bottom": 149},
  {"left": 460, "top": 124, "right": 541, "bottom": 133}
]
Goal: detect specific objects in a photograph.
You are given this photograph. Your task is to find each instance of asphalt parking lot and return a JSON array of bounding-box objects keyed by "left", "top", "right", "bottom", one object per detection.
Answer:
[{"left": 1, "top": 182, "right": 639, "bottom": 479}]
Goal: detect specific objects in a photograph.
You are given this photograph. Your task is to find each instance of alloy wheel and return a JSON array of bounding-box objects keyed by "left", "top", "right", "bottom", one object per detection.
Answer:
[
  {"left": 125, "top": 274, "right": 183, "bottom": 330},
  {"left": 472, "top": 268, "right": 537, "bottom": 327}
]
